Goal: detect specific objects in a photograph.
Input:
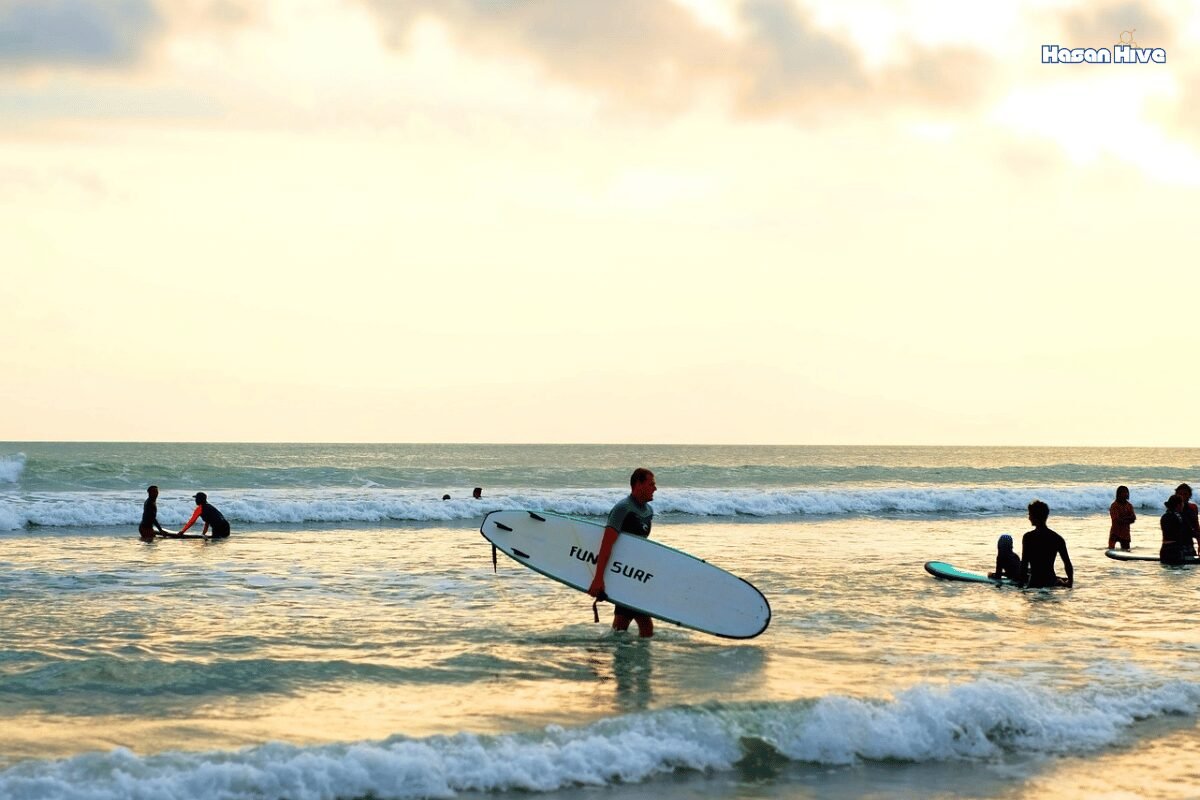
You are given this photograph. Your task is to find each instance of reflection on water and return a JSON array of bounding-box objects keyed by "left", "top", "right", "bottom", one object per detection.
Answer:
[{"left": 613, "top": 639, "right": 653, "bottom": 712}]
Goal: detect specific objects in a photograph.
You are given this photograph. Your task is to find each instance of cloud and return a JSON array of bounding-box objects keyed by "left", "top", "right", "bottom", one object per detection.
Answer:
[
  {"left": 360, "top": 0, "right": 993, "bottom": 119},
  {"left": 0, "top": 0, "right": 163, "bottom": 69},
  {"left": 1059, "top": 0, "right": 1171, "bottom": 49},
  {"left": 363, "top": 0, "right": 731, "bottom": 110}
]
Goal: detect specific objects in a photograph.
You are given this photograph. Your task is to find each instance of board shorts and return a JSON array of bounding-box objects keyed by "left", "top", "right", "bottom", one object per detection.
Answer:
[
  {"left": 613, "top": 603, "right": 649, "bottom": 620},
  {"left": 210, "top": 520, "right": 231, "bottom": 539}
]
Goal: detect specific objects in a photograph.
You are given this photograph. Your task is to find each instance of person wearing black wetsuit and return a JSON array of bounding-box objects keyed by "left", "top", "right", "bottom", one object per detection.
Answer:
[
  {"left": 178, "top": 492, "right": 231, "bottom": 538},
  {"left": 138, "top": 485, "right": 172, "bottom": 541},
  {"left": 1173, "top": 483, "right": 1200, "bottom": 557},
  {"left": 988, "top": 534, "right": 1022, "bottom": 581},
  {"left": 587, "top": 468, "right": 656, "bottom": 637},
  {"left": 1019, "top": 500, "right": 1073, "bottom": 589},
  {"left": 1160, "top": 494, "right": 1191, "bottom": 565}
]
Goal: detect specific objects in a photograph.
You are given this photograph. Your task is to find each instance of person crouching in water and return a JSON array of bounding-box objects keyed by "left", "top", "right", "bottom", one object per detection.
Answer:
[
  {"left": 1108, "top": 485, "right": 1136, "bottom": 551},
  {"left": 178, "top": 492, "right": 231, "bottom": 538},
  {"left": 1160, "top": 495, "right": 1191, "bottom": 565},
  {"left": 1020, "top": 500, "right": 1073, "bottom": 588},
  {"left": 988, "top": 534, "right": 1022, "bottom": 582}
]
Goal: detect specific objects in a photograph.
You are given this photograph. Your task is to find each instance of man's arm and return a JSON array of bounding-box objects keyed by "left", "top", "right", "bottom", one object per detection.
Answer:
[
  {"left": 1059, "top": 539, "right": 1074, "bottom": 587},
  {"left": 587, "top": 526, "right": 619, "bottom": 597},
  {"left": 178, "top": 506, "right": 202, "bottom": 534}
]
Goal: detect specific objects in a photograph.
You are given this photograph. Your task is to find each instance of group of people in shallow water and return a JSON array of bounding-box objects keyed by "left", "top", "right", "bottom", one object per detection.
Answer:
[
  {"left": 985, "top": 483, "right": 1200, "bottom": 586},
  {"left": 1112, "top": 482, "right": 1200, "bottom": 565},
  {"left": 138, "top": 485, "right": 230, "bottom": 541}
]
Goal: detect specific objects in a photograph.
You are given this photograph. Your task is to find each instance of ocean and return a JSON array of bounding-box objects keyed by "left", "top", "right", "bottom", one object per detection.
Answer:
[{"left": 1, "top": 443, "right": 1199, "bottom": 800}]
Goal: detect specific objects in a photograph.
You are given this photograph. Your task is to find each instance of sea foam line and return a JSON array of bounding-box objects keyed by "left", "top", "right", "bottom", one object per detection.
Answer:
[
  {"left": 1, "top": 678, "right": 1197, "bottom": 799},
  {"left": 0, "top": 483, "right": 1186, "bottom": 531}
]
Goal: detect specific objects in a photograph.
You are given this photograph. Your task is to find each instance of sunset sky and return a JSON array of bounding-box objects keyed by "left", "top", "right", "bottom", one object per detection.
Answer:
[{"left": 1, "top": 0, "right": 1195, "bottom": 445}]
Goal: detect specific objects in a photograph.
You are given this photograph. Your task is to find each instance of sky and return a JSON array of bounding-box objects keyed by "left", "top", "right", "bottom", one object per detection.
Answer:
[{"left": 1, "top": 0, "right": 1196, "bottom": 446}]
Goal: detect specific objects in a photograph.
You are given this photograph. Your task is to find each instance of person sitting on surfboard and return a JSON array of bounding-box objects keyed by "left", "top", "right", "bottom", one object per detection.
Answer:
[
  {"left": 588, "top": 468, "right": 656, "bottom": 637},
  {"left": 987, "top": 534, "right": 1021, "bottom": 582},
  {"left": 1019, "top": 500, "right": 1073, "bottom": 588},
  {"left": 138, "top": 485, "right": 174, "bottom": 541},
  {"left": 178, "top": 492, "right": 231, "bottom": 539}
]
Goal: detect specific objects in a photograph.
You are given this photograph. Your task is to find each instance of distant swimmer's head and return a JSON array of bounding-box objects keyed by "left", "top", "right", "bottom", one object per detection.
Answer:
[
  {"left": 193, "top": 492, "right": 207, "bottom": 504},
  {"left": 630, "top": 468, "right": 656, "bottom": 503},
  {"left": 442, "top": 494, "right": 450, "bottom": 500},
  {"left": 1166, "top": 494, "right": 1183, "bottom": 512},
  {"left": 997, "top": 534, "right": 1013, "bottom": 552},
  {"left": 1027, "top": 499, "right": 1050, "bottom": 526},
  {"left": 472, "top": 487, "right": 482, "bottom": 499}
]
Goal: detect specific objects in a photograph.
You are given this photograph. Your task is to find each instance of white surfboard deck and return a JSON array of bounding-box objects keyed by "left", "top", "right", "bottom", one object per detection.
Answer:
[{"left": 480, "top": 510, "right": 771, "bottom": 639}]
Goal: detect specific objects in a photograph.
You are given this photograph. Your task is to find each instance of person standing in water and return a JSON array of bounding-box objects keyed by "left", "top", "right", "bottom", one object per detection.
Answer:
[
  {"left": 138, "top": 485, "right": 174, "bottom": 541},
  {"left": 178, "top": 492, "right": 231, "bottom": 539},
  {"left": 1159, "top": 494, "right": 1191, "bottom": 565},
  {"left": 1173, "top": 484, "right": 1200, "bottom": 557},
  {"left": 1020, "top": 500, "right": 1073, "bottom": 588},
  {"left": 1108, "top": 485, "right": 1136, "bottom": 551},
  {"left": 588, "top": 468, "right": 656, "bottom": 638}
]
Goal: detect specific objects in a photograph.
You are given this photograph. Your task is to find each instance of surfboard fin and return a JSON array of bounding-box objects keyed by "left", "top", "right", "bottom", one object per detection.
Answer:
[{"left": 492, "top": 544, "right": 497, "bottom": 574}]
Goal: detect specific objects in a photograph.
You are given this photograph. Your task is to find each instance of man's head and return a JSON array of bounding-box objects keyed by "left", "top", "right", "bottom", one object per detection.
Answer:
[
  {"left": 1176, "top": 483, "right": 1193, "bottom": 501},
  {"left": 147, "top": 485, "right": 158, "bottom": 498},
  {"left": 1027, "top": 499, "right": 1050, "bottom": 526},
  {"left": 630, "top": 468, "right": 656, "bottom": 504},
  {"left": 1166, "top": 494, "right": 1183, "bottom": 512},
  {"left": 193, "top": 492, "right": 207, "bottom": 505}
]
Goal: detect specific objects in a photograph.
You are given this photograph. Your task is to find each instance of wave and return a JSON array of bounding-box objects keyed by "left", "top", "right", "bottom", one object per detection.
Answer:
[
  {"left": 2, "top": 678, "right": 1196, "bottom": 799},
  {"left": 0, "top": 483, "right": 1186, "bottom": 531}
]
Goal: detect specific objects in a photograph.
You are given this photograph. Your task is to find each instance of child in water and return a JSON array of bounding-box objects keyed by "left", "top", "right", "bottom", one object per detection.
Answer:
[
  {"left": 987, "top": 534, "right": 1022, "bottom": 582},
  {"left": 1108, "top": 485, "right": 1136, "bottom": 550}
]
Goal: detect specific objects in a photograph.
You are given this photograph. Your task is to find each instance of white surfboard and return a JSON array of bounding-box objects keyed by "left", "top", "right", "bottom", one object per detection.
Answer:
[
  {"left": 1105, "top": 548, "right": 1200, "bottom": 564},
  {"left": 480, "top": 510, "right": 771, "bottom": 639}
]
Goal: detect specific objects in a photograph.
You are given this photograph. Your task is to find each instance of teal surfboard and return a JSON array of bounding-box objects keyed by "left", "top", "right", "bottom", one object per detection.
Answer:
[{"left": 924, "top": 561, "right": 1016, "bottom": 585}]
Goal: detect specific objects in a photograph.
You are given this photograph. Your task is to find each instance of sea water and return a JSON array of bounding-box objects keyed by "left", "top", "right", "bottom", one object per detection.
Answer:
[{"left": 1, "top": 443, "right": 1199, "bottom": 799}]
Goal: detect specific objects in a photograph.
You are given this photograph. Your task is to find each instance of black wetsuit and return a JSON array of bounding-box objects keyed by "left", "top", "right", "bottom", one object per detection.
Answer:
[
  {"left": 1183, "top": 503, "right": 1200, "bottom": 557},
  {"left": 993, "top": 550, "right": 1022, "bottom": 581},
  {"left": 139, "top": 497, "right": 163, "bottom": 537},
  {"left": 605, "top": 495, "right": 653, "bottom": 617},
  {"left": 1020, "top": 527, "right": 1073, "bottom": 588},
  {"left": 1160, "top": 511, "right": 1190, "bottom": 564},
  {"left": 199, "top": 502, "right": 231, "bottom": 538}
]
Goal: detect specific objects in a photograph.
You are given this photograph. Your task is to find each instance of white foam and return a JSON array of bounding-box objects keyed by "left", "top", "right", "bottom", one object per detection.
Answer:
[
  {"left": 1, "top": 678, "right": 1197, "bottom": 799},
  {"left": 0, "top": 453, "right": 24, "bottom": 484},
  {"left": 0, "top": 482, "right": 1185, "bottom": 531}
]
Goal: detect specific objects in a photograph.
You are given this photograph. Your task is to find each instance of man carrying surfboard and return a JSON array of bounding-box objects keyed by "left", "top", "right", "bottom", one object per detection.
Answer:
[{"left": 588, "top": 468, "right": 657, "bottom": 637}]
